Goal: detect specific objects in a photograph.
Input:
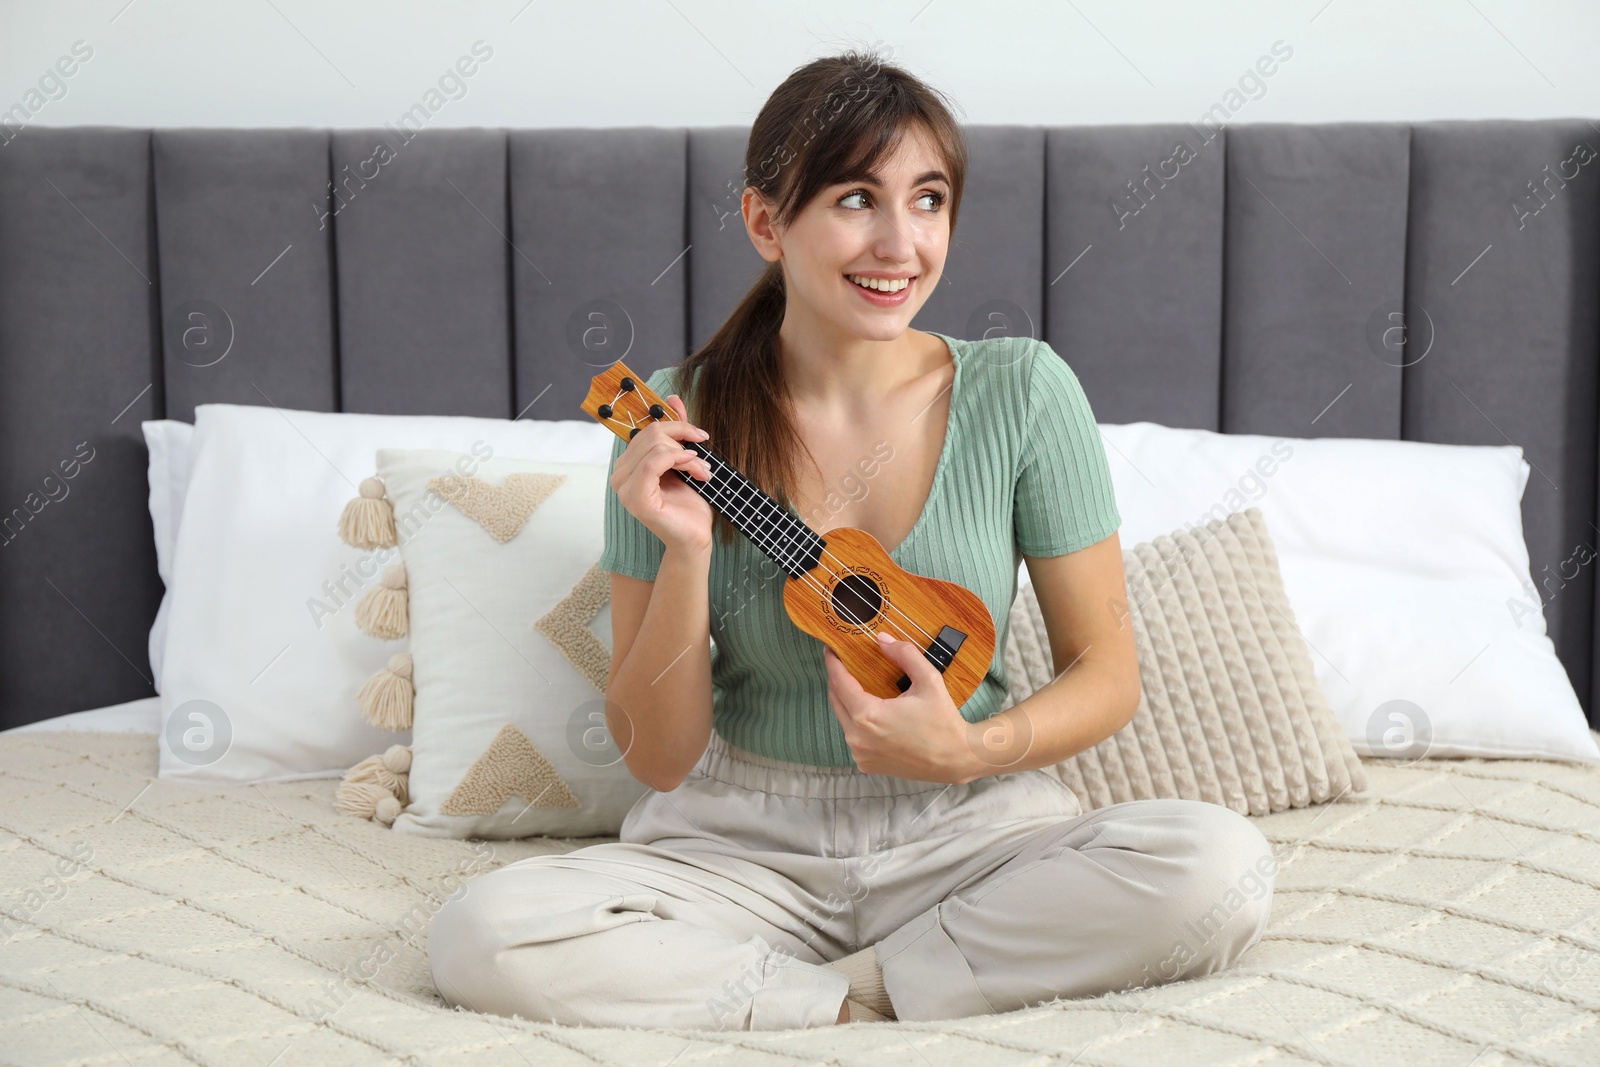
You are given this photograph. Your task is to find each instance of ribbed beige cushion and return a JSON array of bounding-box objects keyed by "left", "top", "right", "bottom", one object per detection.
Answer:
[{"left": 1003, "top": 507, "right": 1367, "bottom": 816}]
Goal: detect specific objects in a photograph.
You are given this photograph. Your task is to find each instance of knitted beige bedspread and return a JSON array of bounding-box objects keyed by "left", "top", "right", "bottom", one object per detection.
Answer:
[{"left": 2, "top": 730, "right": 1597, "bottom": 1067}]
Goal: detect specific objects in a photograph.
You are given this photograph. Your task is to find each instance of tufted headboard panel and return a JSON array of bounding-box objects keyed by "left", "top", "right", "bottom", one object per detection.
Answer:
[{"left": 1, "top": 120, "right": 1595, "bottom": 729}]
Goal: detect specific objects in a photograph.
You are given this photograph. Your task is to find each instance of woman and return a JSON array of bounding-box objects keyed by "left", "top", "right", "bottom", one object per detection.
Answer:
[{"left": 428, "top": 48, "right": 1274, "bottom": 1030}]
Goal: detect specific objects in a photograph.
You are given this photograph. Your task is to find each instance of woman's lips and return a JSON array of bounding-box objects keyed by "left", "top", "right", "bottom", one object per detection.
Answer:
[{"left": 845, "top": 274, "right": 914, "bottom": 306}]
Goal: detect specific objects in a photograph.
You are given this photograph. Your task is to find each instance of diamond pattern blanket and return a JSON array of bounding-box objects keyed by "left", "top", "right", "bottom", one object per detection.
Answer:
[{"left": 2, "top": 729, "right": 1598, "bottom": 1066}]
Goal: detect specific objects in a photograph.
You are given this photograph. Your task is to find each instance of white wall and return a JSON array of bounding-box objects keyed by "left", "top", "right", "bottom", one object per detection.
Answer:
[{"left": 2, "top": 0, "right": 1597, "bottom": 132}]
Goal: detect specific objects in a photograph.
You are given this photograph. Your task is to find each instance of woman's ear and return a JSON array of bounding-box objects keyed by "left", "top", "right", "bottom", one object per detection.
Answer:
[{"left": 742, "top": 187, "right": 784, "bottom": 264}]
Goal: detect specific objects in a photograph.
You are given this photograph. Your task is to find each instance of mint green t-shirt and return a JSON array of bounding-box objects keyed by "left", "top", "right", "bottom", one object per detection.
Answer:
[{"left": 598, "top": 331, "right": 1121, "bottom": 767}]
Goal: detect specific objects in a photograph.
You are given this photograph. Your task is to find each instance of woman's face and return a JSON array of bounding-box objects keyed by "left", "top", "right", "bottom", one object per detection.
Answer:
[{"left": 746, "top": 124, "right": 951, "bottom": 343}]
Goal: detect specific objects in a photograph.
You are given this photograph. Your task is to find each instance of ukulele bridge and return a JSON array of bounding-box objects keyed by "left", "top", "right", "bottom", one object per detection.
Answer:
[{"left": 896, "top": 626, "right": 969, "bottom": 692}]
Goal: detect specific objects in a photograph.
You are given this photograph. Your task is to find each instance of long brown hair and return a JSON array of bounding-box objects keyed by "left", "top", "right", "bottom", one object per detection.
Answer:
[{"left": 681, "top": 47, "right": 969, "bottom": 547}]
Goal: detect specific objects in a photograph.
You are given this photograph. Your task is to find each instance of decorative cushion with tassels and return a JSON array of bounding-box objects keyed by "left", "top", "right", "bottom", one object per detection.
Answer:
[{"left": 342, "top": 447, "right": 658, "bottom": 839}]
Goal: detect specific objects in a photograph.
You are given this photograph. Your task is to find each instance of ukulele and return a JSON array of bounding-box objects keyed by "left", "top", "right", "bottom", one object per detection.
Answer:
[{"left": 582, "top": 360, "right": 996, "bottom": 707}]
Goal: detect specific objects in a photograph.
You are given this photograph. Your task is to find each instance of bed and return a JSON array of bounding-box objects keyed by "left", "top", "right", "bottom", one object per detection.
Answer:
[
  {"left": 4, "top": 120, "right": 1600, "bottom": 1065},
  {"left": 2, "top": 711, "right": 1597, "bottom": 1066}
]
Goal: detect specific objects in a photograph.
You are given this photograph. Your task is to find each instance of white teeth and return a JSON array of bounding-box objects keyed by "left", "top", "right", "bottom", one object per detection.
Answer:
[{"left": 848, "top": 274, "right": 911, "bottom": 292}]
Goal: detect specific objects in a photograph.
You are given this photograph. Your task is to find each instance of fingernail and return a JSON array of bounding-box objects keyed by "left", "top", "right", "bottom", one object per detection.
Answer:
[
  {"left": 695, "top": 428, "right": 709, "bottom": 439},
  {"left": 876, "top": 631, "right": 892, "bottom": 642}
]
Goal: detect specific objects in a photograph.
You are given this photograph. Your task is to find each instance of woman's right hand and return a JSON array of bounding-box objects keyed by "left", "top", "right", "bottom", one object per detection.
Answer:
[{"left": 610, "top": 392, "right": 716, "bottom": 556}]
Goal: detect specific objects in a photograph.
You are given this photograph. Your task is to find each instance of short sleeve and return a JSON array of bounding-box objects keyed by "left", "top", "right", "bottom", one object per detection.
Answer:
[
  {"left": 597, "top": 367, "right": 678, "bottom": 582},
  {"left": 1013, "top": 340, "right": 1121, "bottom": 556}
]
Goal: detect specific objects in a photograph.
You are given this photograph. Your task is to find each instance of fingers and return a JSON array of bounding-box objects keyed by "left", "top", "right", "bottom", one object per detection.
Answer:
[
  {"left": 626, "top": 431, "right": 710, "bottom": 487},
  {"left": 615, "top": 392, "right": 708, "bottom": 484},
  {"left": 670, "top": 446, "right": 714, "bottom": 481},
  {"left": 658, "top": 393, "right": 709, "bottom": 443},
  {"left": 824, "top": 643, "right": 863, "bottom": 700},
  {"left": 653, "top": 393, "right": 711, "bottom": 479}
]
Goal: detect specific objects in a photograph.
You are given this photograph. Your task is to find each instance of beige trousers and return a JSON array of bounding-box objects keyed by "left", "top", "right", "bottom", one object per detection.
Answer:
[{"left": 428, "top": 729, "right": 1276, "bottom": 1030}]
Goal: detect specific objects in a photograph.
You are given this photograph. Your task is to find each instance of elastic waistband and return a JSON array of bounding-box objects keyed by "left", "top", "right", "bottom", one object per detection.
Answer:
[{"left": 698, "top": 728, "right": 949, "bottom": 799}]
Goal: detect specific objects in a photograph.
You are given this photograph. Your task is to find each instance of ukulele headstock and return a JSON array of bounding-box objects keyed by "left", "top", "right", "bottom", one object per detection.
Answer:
[{"left": 581, "top": 361, "right": 679, "bottom": 443}]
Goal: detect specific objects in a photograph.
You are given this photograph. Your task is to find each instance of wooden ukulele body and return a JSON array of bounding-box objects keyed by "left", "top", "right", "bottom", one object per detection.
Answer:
[{"left": 781, "top": 526, "right": 996, "bottom": 706}]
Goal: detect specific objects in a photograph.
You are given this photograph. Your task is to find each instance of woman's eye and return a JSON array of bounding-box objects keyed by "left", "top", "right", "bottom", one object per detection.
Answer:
[
  {"left": 917, "top": 192, "right": 945, "bottom": 211},
  {"left": 838, "top": 189, "right": 868, "bottom": 209}
]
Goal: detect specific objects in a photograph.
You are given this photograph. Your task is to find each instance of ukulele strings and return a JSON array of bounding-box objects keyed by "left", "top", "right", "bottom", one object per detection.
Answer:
[
  {"left": 684, "top": 446, "right": 938, "bottom": 650},
  {"left": 615, "top": 397, "right": 942, "bottom": 652}
]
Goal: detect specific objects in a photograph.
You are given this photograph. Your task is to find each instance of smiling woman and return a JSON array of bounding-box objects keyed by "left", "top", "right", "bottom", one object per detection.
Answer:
[{"left": 428, "top": 46, "right": 1275, "bottom": 1034}]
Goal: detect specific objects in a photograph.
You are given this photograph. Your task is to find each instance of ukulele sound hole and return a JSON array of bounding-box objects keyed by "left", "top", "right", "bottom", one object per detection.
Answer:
[{"left": 831, "top": 574, "right": 884, "bottom": 629}]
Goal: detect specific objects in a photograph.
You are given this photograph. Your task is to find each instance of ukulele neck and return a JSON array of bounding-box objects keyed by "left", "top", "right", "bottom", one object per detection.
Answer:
[
  {"left": 581, "top": 362, "right": 826, "bottom": 579},
  {"left": 681, "top": 444, "right": 824, "bottom": 579}
]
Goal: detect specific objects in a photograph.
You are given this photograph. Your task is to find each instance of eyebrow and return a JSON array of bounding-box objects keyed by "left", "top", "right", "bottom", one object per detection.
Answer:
[{"left": 832, "top": 167, "right": 950, "bottom": 188}]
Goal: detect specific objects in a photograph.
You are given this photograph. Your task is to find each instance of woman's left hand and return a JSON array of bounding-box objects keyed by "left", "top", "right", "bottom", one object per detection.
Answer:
[{"left": 823, "top": 631, "right": 979, "bottom": 784}]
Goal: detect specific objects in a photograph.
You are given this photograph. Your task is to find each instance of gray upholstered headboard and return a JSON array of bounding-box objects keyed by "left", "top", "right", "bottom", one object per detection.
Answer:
[{"left": 2, "top": 120, "right": 1596, "bottom": 731}]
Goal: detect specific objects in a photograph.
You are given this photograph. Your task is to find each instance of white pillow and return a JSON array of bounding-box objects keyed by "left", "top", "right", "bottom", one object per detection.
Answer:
[
  {"left": 159, "top": 403, "right": 618, "bottom": 784},
  {"left": 1092, "top": 421, "right": 1599, "bottom": 764},
  {"left": 141, "top": 419, "right": 194, "bottom": 693}
]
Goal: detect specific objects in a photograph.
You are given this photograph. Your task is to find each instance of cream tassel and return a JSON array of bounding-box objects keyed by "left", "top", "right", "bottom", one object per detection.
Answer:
[
  {"left": 335, "top": 779, "right": 389, "bottom": 819},
  {"left": 336, "top": 743, "right": 412, "bottom": 824},
  {"left": 358, "top": 653, "right": 414, "bottom": 729},
  {"left": 339, "top": 476, "right": 397, "bottom": 549},
  {"left": 355, "top": 563, "right": 408, "bottom": 639},
  {"left": 373, "top": 794, "right": 402, "bottom": 826}
]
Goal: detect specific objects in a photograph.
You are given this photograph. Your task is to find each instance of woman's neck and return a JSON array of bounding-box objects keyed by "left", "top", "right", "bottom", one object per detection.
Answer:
[{"left": 777, "top": 322, "right": 941, "bottom": 411}]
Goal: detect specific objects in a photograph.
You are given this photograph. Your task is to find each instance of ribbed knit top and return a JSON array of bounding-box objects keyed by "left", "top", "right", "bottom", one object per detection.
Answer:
[{"left": 599, "top": 331, "right": 1121, "bottom": 768}]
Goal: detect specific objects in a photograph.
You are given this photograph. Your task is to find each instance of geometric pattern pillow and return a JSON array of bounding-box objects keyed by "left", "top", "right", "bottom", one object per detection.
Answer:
[
  {"left": 372, "top": 447, "right": 650, "bottom": 839},
  {"left": 1004, "top": 507, "right": 1368, "bottom": 816}
]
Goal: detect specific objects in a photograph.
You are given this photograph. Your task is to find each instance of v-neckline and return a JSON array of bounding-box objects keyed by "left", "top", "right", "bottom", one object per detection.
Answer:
[{"left": 886, "top": 330, "right": 961, "bottom": 560}]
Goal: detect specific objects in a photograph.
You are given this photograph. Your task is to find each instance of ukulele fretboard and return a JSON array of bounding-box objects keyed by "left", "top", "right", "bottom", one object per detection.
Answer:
[{"left": 666, "top": 440, "right": 825, "bottom": 579}]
